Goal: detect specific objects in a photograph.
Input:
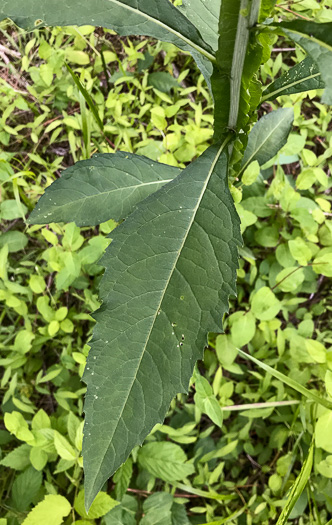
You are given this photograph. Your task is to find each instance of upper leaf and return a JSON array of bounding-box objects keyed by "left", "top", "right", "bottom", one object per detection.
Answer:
[
  {"left": 0, "top": 0, "right": 215, "bottom": 87},
  {"left": 262, "top": 56, "right": 325, "bottom": 102},
  {"left": 278, "top": 21, "right": 332, "bottom": 104},
  {"left": 240, "top": 108, "right": 294, "bottom": 174},
  {"left": 28, "top": 152, "right": 179, "bottom": 227},
  {"left": 82, "top": 142, "right": 241, "bottom": 509},
  {"left": 178, "top": 0, "right": 220, "bottom": 51}
]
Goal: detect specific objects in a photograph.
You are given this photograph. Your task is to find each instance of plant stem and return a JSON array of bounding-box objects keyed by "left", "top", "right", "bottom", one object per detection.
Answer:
[
  {"left": 221, "top": 400, "right": 300, "bottom": 411},
  {"left": 228, "top": 0, "right": 261, "bottom": 130}
]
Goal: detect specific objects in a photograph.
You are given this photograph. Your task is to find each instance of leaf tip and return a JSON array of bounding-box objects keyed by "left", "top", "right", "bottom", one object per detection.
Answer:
[{"left": 83, "top": 479, "right": 100, "bottom": 514}]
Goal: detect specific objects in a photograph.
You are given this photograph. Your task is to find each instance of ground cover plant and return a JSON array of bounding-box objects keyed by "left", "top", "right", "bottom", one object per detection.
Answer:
[{"left": 0, "top": 0, "right": 332, "bottom": 523}]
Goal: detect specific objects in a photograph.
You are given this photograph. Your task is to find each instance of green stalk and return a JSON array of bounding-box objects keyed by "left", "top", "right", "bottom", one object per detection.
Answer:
[
  {"left": 221, "top": 400, "right": 300, "bottom": 411},
  {"left": 228, "top": 0, "right": 253, "bottom": 130},
  {"left": 213, "top": 0, "right": 261, "bottom": 139},
  {"left": 276, "top": 439, "right": 314, "bottom": 524},
  {"left": 228, "top": 0, "right": 262, "bottom": 130}
]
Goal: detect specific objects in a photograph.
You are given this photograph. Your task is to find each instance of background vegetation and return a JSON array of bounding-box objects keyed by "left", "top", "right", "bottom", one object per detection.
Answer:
[{"left": 0, "top": 0, "right": 332, "bottom": 523}]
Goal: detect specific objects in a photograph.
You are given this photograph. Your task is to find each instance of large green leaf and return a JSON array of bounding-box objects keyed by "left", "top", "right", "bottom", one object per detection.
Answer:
[
  {"left": 82, "top": 142, "right": 241, "bottom": 509},
  {"left": 0, "top": 0, "right": 214, "bottom": 85},
  {"left": 29, "top": 153, "right": 179, "bottom": 227},
  {"left": 262, "top": 57, "right": 325, "bottom": 102},
  {"left": 240, "top": 108, "right": 294, "bottom": 175},
  {"left": 211, "top": 0, "right": 261, "bottom": 138},
  {"left": 278, "top": 21, "right": 332, "bottom": 104}
]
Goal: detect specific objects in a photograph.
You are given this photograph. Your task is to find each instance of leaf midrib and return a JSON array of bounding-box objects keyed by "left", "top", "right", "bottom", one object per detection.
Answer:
[
  {"left": 73, "top": 0, "right": 215, "bottom": 63},
  {"left": 106, "top": 0, "right": 215, "bottom": 61},
  {"left": 261, "top": 71, "right": 321, "bottom": 102},
  {"left": 87, "top": 141, "right": 227, "bottom": 500},
  {"left": 37, "top": 178, "right": 174, "bottom": 216}
]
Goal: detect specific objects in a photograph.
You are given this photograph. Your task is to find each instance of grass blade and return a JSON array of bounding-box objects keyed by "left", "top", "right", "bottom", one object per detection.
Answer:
[
  {"left": 174, "top": 483, "right": 236, "bottom": 502},
  {"left": 79, "top": 91, "right": 91, "bottom": 159},
  {"left": 237, "top": 348, "right": 332, "bottom": 411},
  {"left": 276, "top": 439, "right": 314, "bottom": 524},
  {"left": 204, "top": 506, "right": 247, "bottom": 524},
  {"left": 65, "top": 63, "right": 104, "bottom": 133}
]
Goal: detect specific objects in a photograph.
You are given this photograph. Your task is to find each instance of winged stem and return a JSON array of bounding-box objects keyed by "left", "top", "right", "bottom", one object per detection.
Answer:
[{"left": 212, "top": 0, "right": 262, "bottom": 139}]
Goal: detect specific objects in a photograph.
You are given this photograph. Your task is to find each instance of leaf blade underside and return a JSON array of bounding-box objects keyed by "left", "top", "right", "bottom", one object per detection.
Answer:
[
  {"left": 82, "top": 143, "right": 241, "bottom": 509},
  {"left": 28, "top": 152, "right": 180, "bottom": 227},
  {"left": 0, "top": 0, "right": 214, "bottom": 85}
]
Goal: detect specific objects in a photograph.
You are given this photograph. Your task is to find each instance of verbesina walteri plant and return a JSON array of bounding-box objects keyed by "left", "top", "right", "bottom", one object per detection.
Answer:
[{"left": 1, "top": 0, "right": 331, "bottom": 511}]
